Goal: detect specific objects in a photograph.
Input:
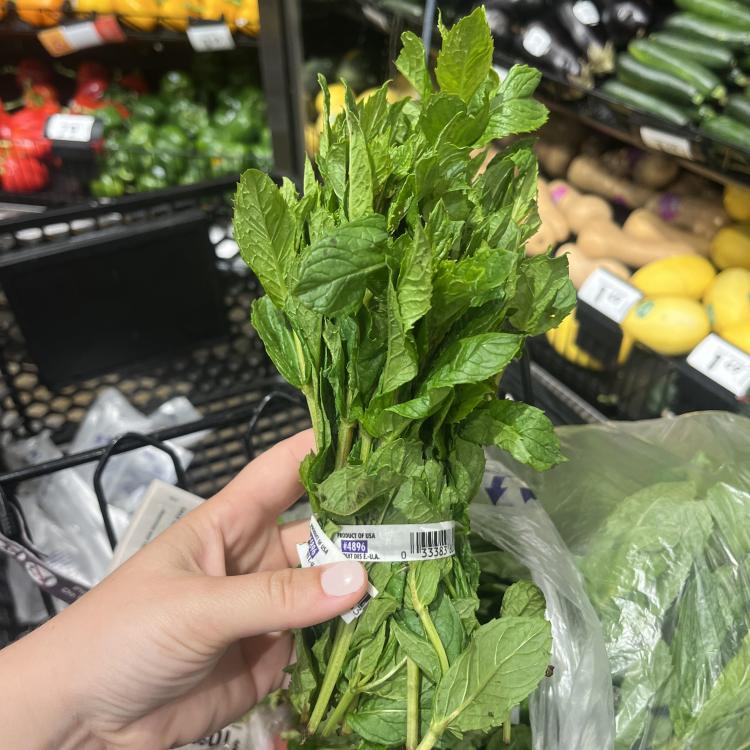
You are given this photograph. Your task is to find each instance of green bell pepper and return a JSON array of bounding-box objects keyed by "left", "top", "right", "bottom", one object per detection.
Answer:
[
  {"left": 159, "top": 70, "right": 195, "bottom": 99},
  {"left": 90, "top": 173, "right": 125, "bottom": 198},
  {"left": 131, "top": 96, "right": 164, "bottom": 123}
]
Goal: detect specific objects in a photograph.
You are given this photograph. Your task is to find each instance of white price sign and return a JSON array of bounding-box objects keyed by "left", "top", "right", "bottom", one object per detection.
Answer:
[
  {"left": 640, "top": 126, "right": 694, "bottom": 160},
  {"left": 45, "top": 113, "right": 96, "bottom": 143},
  {"left": 573, "top": 0, "right": 600, "bottom": 24},
  {"left": 187, "top": 22, "right": 235, "bottom": 51},
  {"left": 687, "top": 334, "right": 750, "bottom": 398},
  {"left": 578, "top": 267, "right": 643, "bottom": 323}
]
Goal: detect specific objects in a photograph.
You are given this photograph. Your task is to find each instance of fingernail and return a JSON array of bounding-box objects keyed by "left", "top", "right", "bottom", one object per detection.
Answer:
[{"left": 321, "top": 562, "right": 366, "bottom": 597}]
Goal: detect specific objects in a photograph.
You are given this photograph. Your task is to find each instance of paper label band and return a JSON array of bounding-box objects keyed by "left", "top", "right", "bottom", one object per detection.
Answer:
[
  {"left": 334, "top": 521, "right": 456, "bottom": 562},
  {"left": 297, "top": 516, "right": 378, "bottom": 623}
]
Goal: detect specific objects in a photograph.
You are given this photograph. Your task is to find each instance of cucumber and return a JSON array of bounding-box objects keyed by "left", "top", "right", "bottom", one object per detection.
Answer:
[
  {"left": 725, "top": 95, "right": 750, "bottom": 127},
  {"left": 617, "top": 54, "right": 705, "bottom": 106},
  {"left": 628, "top": 39, "right": 726, "bottom": 103},
  {"left": 674, "top": 0, "right": 750, "bottom": 28},
  {"left": 664, "top": 13, "right": 750, "bottom": 49},
  {"left": 648, "top": 32, "right": 736, "bottom": 71},
  {"left": 600, "top": 80, "right": 692, "bottom": 127},
  {"left": 701, "top": 115, "right": 750, "bottom": 151}
]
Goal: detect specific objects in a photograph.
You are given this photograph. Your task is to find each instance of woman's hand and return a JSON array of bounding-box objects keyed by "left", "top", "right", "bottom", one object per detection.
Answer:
[{"left": 0, "top": 430, "right": 367, "bottom": 750}]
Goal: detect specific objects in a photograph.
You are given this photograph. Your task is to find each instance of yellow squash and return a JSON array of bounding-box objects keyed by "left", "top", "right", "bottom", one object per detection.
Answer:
[
  {"left": 230, "top": 0, "right": 259, "bottom": 35},
  {"left": 631, "top": 254, "right": 716, "bottom": 300},
  {"left": 546, "top": 311, "right": 633, "bottom": 370},
  {"left": 722, "top": 321, "right": 750, "bottom": 354},
  {"left": 724, "top": 184, "right": 750, "bottom": 223},
  {"left": 710, "top": 224, "right": 750, "bottom": 271},
  {"left": 622, "top": 297, "right": 710, "bottom": 356},
  {"left": 16, "top": 0, "right": 63, "bottom": 26},
  {"left": 160, "top": 0, "right": 200, "bottom": 30},
  {"left": 74, "top": 0, "right": 114, "bottom": 15},
  {"left": 115, "top": 0, "right": 158, "bottom": 30},
  {"left": 703, "top": 268, "right": 750, "bottom": 333},
  {"left": 315, "top": 83, "right": 347, "bottom": 121}
]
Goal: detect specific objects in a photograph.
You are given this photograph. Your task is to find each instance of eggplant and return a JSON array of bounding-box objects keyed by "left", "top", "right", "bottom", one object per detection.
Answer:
[
  {"left": 514, "top": 19, "right": 593, "bottom": 87},
  {"left": 555, "top": 1, "right": 615, "bottom": 74},
  {"left": 601, "top": 0, "right": 654, "bottom": 47},
  {"left": 483, "top": 0, "right": 546, "bottom": 21}
]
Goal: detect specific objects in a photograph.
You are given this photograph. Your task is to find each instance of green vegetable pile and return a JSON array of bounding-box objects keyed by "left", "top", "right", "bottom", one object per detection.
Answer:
[
  {"left": 578, "top": 476, "right": 750, "bottom": 750},
  {"left": 91, "top": 68, "right": 271, "bottom": 197},
  {"left": 234, "top": 9, "right": 575, "bottom": 749}
]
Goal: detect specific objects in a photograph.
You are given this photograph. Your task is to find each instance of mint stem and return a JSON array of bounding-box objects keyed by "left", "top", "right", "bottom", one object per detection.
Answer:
[
  {"left": 409, "top": 569, "right": 449, "bottom": 675},
  {"left": 503, "top": 712, "right": 512, "bottom": 744},
  {"left": 307, "top": 619, "right": 355, "bottom": 735},
  {"left": 320, "top": 685, "right": 357, "bottom": 737},
  {"left": 406, "top": 658, "right": 421, "bottom": 750},
  {"left": 335, "top": 420, "right": 355, "bottom": 469},
  {"left": 415, "top": 726, "right": 442, "bottom": 750}
]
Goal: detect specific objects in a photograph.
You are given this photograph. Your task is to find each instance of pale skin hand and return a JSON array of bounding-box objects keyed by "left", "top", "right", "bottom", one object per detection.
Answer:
[{"left": 0, "top": 430, "right": 367, "bottom": 750}]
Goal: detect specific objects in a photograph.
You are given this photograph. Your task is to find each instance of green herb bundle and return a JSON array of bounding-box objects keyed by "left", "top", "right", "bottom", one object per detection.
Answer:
[{"left": 233, "top": 9, "right": 574, "bottom": 749}]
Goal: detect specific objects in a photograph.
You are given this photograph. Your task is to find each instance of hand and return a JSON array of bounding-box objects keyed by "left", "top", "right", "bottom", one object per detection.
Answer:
[{"left": 0, "top": 430, "right": 367, "bottom": 750}]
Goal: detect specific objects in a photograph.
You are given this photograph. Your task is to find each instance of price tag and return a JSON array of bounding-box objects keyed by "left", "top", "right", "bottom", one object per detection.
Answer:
[
  {"left": 687, "top": 334, "right": 750, "bottom": 398},
  {"left": 37, "top": 16, "right": 124, "bottom": 57},
  {"left": 45, "top": 113, "right": 96, "bottom": 143},
  {"left": 578, "top": 267, "right": 643, "bottom": 324},
  {"left": 640, "top": 126, "right": 694, "bottom": 160},
  {"left": 187, "top": 22, "right": 235, "bottom": 51}
]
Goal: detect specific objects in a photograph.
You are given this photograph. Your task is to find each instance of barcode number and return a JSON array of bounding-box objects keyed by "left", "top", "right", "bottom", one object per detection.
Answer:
[{"left": 410, "top": 528, "right": 455, "bottom": 559}]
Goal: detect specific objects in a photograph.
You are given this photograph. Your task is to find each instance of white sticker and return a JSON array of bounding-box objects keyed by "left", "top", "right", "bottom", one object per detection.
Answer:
[
  {"left": 187, "top": 22, "right": 235, "bottom": 51},
  {"left": 640, "top": 126, "right": 693, "bottom": 160},
  {"left": 46, "top": 113, "right": 96, "bottom": 142},
  {"left": 297, "top": 517, "right": 378, "bottom": 623},
  {"left": 109, "top": 479, "right": 203, "bottom": 572},
  {"left": 573, "top": 0, "right": 600, "bottom": 25},
  {"left": 59, "top": 21, "right": 105, "bottom": 50},
  {"left": 522, "top": 26, "right": 552, "bottom": 58},
  {"left": 334, "top": 521, "right": 456, "bottom": 562},
  {"left": 687, "top": 333, "right": 750, "bottom": 398},
  {"left": 577, "top": 267, "right": 643, "bottom": 324}
]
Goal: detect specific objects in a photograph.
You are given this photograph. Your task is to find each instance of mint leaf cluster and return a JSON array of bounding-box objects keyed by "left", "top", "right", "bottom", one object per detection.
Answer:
[{"left": 233, "top": 8, "right": 573, "bottom": 749}]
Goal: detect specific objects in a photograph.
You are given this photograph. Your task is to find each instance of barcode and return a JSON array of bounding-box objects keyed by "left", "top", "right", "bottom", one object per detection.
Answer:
[{"left": 410, "top": 528, "right": 455, "bottom": 557}]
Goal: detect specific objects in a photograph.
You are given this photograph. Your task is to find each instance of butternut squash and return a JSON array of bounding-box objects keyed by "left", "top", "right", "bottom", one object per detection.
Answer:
[
  {"left": 560, "top": 243, "right": 630, "bottom": 289},
  {"left": 577, "top": 219, "right": 694, "bottom": 267},
  {"left": 623, "top": 209, "right": 710, "bottom": 256},
  {"left": 567, "top": 155, "right": 654, "bottom": 209},
  {"left": 632, "top": 152, "right": 679, "bottom": 190},
  {"left": 548, "top": 180, "right": 613, "bottom": 235},
  {"left": 537, "top": 179, "right": 570, "bottom": 243},
  {"left": 645, "top": 192, "right": 729, "bottom": 240},
  {"left": 535, "top": 140, "right": 575, "bottom": 178},
  {"left": 526, "top": 223, "right": 557, "bottom": 257}
]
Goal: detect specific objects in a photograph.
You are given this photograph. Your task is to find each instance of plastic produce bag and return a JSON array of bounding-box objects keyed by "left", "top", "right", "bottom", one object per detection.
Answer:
[
  {"left": 472, "top": 455, "right": 615, "bottom": 750},
  {"left": 507, "top": 411, "right": 750, "bottom": 750}
]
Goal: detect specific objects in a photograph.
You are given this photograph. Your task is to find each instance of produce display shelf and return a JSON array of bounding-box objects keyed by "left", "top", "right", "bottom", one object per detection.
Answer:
[{"left": 351, "top": 1, "right": 750, "bottom": 189}]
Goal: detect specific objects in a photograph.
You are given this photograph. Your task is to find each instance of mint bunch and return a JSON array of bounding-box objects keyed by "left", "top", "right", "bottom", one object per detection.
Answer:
[{"left": 233, "top": 8, "right": 574, "bottom": 748}]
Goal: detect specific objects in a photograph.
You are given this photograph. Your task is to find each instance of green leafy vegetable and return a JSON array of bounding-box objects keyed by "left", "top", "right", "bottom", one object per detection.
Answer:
[{"left": 234, "top": 9, "right": 570, "bottom": 749}]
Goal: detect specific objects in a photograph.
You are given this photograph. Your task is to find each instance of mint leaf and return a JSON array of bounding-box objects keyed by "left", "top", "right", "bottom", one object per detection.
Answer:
[
  {"left": 392, "top": 618, "right": 443, "bottom": 684},
  {"left": 501, "top": 581, "right": 547, "bottom": 619},
  {"left": 398, "top": 222, "right": 432, "bottom": 330},
  {"left": 461, "top": 400, "right": 563, "bottom": 471},
  {"left": 395, "top": 31, "right": 432, "bottom": 100},
  {"left": 295, "top": 215, "right": 388, "bottom": 314},
  {"left": 250, "top": 297, "right": 306, "bottom": 388},
  {"left": 424, "top": 333, "right": 522, "bottom": 391},
  {"left": 482, "top": 65, "right": 548, "bottom": 142},
  {"left": 381, "top": 281, "right": 418, "bottom": 394},
  {"left": 233, "top": 169, "right": 295, "bottom": 308},
  {"left": 435, "top": 7, "right": 493, "bottom": 103},
  {"left": 347, "top": 107, "right": 374, "bottom": 220},
  {"left": 430, "top": 616, "right": 552, "bottom": 734}
]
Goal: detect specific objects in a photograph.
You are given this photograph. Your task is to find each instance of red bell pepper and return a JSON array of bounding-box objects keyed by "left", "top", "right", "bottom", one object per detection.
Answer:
[
  {"left": 1, "top": 154, "right": 49, "bottom": 193},
  {"left": 13, "top": 59, "right": 53, "bottom": 88},
  {"left": 119, "top": 71, "right": 149, "bottom": 94},
  {"left": 77, "top": 61, "right": 109, "bottom": 86}
]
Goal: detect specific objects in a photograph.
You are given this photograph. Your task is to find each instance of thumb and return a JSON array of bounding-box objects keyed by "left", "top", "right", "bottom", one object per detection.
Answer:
[{"left": 203, "top": 562, "right": 368, "bottom": 642}]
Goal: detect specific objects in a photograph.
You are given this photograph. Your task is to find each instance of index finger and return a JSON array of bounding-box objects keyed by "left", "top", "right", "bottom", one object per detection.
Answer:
[{"left": 206, "top": 429, "right": 315, "bottom": 553}]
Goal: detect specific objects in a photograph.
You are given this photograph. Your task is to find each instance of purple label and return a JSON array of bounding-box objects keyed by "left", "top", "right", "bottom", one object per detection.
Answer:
[
  {"left": 308, "top": 535, "right": 319, "bottom": 559},
  {"left": 658, "top": 192, "right": 680, "bottom": 222},
  {"left": 341, "top": 539, "right": 368, "bottom": 554}
]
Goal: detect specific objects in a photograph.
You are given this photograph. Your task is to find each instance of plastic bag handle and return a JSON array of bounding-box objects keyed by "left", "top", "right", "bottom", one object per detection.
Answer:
[{"left": 93, "top": 432, "right": 188, "bottom": 551}]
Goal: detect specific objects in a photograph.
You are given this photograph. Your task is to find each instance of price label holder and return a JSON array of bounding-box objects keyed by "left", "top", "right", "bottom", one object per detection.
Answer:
[
  {"left": 640, "top": 126, "right": 694, "bottom": 160},
  {"left": 577, "top": 268, "right": 643, "bottom": 365},
  {"left": 187, "top": 21, "right": 236, "bottom": 51},
  {"left": 45, "top": 114, "right": 103, "bottom": 153},
  {"left": 38, "top": 15, "right": 125, "bottom": 57},
  {"left": 687, "top": 334, "right": 750, "bottom": 400}
]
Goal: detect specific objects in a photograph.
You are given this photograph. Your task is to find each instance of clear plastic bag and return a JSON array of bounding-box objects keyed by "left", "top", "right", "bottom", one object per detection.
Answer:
[
  {"left": 507, "top": 411, "right": 750, "bottom": 750},
  {"left": 473, "top": 453, "right": 615, "bottom": 750}
]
